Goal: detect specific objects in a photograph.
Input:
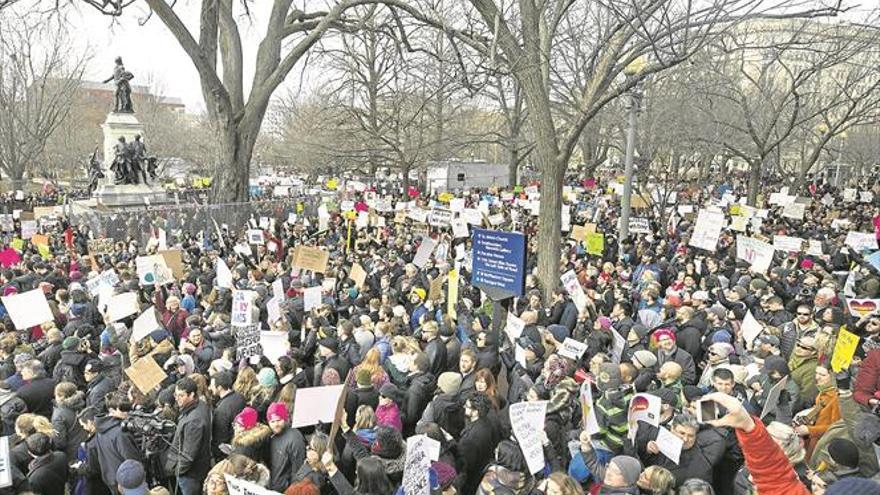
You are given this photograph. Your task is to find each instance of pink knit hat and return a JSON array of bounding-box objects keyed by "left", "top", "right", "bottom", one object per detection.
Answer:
[
  {"left": 234, "top": 407, "right": 258, "bottom": 430},
  {"left": 267, "top": 402, "right": 289, "bottom": 422}
]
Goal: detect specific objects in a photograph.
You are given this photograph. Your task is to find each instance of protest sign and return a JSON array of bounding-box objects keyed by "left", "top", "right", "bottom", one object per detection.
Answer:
[
  {"left": 235, "top": 324, "right": 262, "bottom": 361},
  {"left": 403, "top": 435, "right": 437, "bottom": 495},
  {"left": 611, "top": 329, "right": 626, "bottom": 364},
  {"left": 627, "top": 394, "right": 662, "bottom": 437},
  {"left": 509, "top": 401, "right": 548, "bottom": 474},
  {"left": 1, "top": 288, "right": 53, "bottom": 330},
  {"left": 845, "top": 232, "right": 879, "bottom": 252},
  {"left": 451, "top": 219, "right": 469, "bottom": 239},
  {"left": 782, "top": 202, "right": 806, "bottom": 220},
  {"left": 260, "top": 331, "right": 290, "bottom": 364},
  {"left": 247, "top": 229, "right": 265, "bottom": 245},
  {"left": 505, "top": 311, "right": 525, "bottom": 345},
  {"left": 216, "top": 259, "right": 234, "bottom": 289},
  {"left": 831, "top": 327, "right": 859, "bottom": 373},
  {"left": 741, "top": 310, "right": 764, "bottom": 348},
  {"left": 807, "top": 240, "right": 824, "bottom": 257},
  {"left": 449, "top": 198, "right": 465, "bottom": 212},
  {"left": 428, "top": 208, "right": 453, "bottom": 227},
  {"left": 135, "top": 255, "right": 173, "bottom": 286},
  {"left": 0, "top": 249, "right": 19, "bottom": 268},
  {"left": 412, "top": 238, "right": 437, "bottom": 268},
  {"left": 761, "top": 376, "right": 788, "bottom": 419},
  {"left": 586, "top": 232, "right": 604, "bottom": 256},
  {"left": 224, "top": 475, "right": 283, "bottom": 495},
  {"left": 303, "top": 286, "right": 322, "bottom": 312},
  {"left": 88, "top": 238, "right": 115, "bottom": 255},
  {"left": 19, "top": 220, "right": 37, "bottom": 240},
  {"left": 124, "top": 356, "right": 167, "bottom": 396},
  {"left": 0, "top": 436, "right": 10, "bottom": 488},
  {"left": 471, "top": 228, "right": 527, "bottom": 298},
  {"left": 272, "top": 278, "right": 284, "bottom": 299},
  {"left": 131, "top": 306, "right": 161, "bottom": 343},
  {"left": 560, "top": 269, "right": 589, "bottom": 312},
  {"left": 428, "top": 275, "right": 445, "bottom": 301},
  {"left": 580, "top": 382, "right": 601, "bottom": 435},
  {"left": 290, "top": 385, "right": 346, "bottom": 427},
  {"left": 231, "top": 290, "right": 256, "bottom": 325},
  {"left": 628, "top": 217, "right": 651, "bottom": 234},
  {"left": 266, "top": 296, "right": 282, "bottom": 325},
  {"left": 461, "top": 208, "right": 484, "bottom": 226},
  {"left": 846, "top": 298, "right": 880, "bottom": 318},
  {"left": 292, "top": 246, "right": 330, "bottom": 273},
  {"left": 158, "top": 250, "right": 185, "bottom": 280},
  {"left": 558, "top": 338, "right": 588, "bottom": 360},
  {"left": 736, "top": 236, "right": 775, "bottom": 274},
  {"left": 350, "top": 263, "right": 367, "bottom": 288},
  {"left": 861, "top": 191, "right": 875, "bottom": 203},
  {"left": 107, "top": 292, "right": 139, "bottom": 322},
  {"left": 85, "top": 269, "right": 120, "bottom": 297},
  {"left": 689, "top": 209, "right": 724, "bottom": 252},
  {"left": 656, "top": 426, "right": 684, "bottom": 464},
  {"left": 773, "top": 235, "right": 805, "bottom": 253},
  {"left": 447, "top": 269, "right": 459, "bottom": 319},
  {"left": 729, "top": 216, "right": 748, "bottom": 232},
  {"left": 30, "top": 234, "right": 48, "bottom": 247},
  {"left": 0, "top": 215, "right": 12, "bottom": 233},
  {"left": 569, "top": 224, "right": 589, "bottom": 242},
  {"left": 844, "top": 188, "right": 857, "bottom": 202}
]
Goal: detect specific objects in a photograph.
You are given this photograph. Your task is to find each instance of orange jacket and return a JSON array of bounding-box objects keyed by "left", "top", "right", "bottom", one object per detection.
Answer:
[
  {"left": 735, "top": 418, "right": 811, "bottom": 495},
  {"left": 807, "top": 388, "right": 841, "bottom": 438}
]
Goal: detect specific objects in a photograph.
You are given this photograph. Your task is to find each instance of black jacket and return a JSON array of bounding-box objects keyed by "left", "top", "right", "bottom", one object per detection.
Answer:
[
  {"left": 94, "top": 415, "right": 143, "bottom": 490},
  {"left": 404, "top": 372, "right": 436, "bottom": 435},
  {"left": 212, "top": 390, "right": 246, "bottom": 460},
  {"left": 165, "top": 399, "right": 212, "bottom": 480},
  {"left": 268, "top": 427, "right": 306, "bottom": 492},
  {"left": 26, "top": 451, "right": 68, "bottom": 495},
  {"left": 444, "top": 337, "right": 461, "bottom": 373},
  {"left": 676, "top": 318, "right": 706, "bottom": 364},
  {"left": 424, "top": 338, "right": 448, "bottom": 376},
  {"left": 86, "top": 375, "right": 117, "bottom": 413},
  {"left": 17, "top": 377, "right": 56, "bottom": 418},
  {"left": 456, "top": 417, "right": 499, "bottom": 495},
  {"left": 37, "top": 342, "right": 63, "bottom": 376},
  {"left": 344, "top": 386, "right": 379, "bottom": 428},
  {"left": 52, "top": 350, "right": 88, "bottom": 387},
  {"left": 51, "top": 391, "right": 87, "bottom": 462}
]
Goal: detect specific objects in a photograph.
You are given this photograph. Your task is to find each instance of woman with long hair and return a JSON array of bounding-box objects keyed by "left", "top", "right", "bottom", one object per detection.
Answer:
[
  {"left": 637, "top": 465, "right": 676, "bottom": 495},
  {"left": 234, "top": 367, "right": 258, "bottom": 397},
  {"left": 475, "top": 368, "right": 506, "bottom": 411},
  {"left": 322, "top": 453, "right": 394, "bottom": 495},
  {"left": 293, "top": 432, "right": 330, "bottom": 492},
  {"left": 794, "top": 365, "right": 840, "bottom": 462},
  {"left": 349, "top": 348, "right": 389, "bottom": 390}
]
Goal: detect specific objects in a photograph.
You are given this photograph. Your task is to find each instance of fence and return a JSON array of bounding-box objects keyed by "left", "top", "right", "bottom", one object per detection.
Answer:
[{"left": 69, "top": 197, "right": 303, "bottom": 246}]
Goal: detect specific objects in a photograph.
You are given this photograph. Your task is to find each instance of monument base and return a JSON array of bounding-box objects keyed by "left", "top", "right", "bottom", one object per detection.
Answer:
[
  {"left": 94, "top": 183, "right": 170, "bottom": 207},
  {"left": 101, "top": 112, "right": 145, "bottom": 168}
]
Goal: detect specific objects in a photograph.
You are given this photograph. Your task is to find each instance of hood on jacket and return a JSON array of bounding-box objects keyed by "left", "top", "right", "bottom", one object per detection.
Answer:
[
  {"left": 232, "top": 423, "right": 272, "bottom": 448},
  {"left": 478, "top": 465, "right": 532, "bottom": 495},
  {"left": 58, "top": 350, "right": 89, "bottom": 366},
  {"left": 58, "top": 391, "right": 86, "bottom": 410},
  {"left": 95, "top": 414, "right": 121, "bottom": 434}
]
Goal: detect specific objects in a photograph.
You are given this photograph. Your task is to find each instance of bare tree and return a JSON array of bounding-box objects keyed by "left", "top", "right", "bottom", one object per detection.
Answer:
[{"left": 0, "top": 12, "right": 87, "bottom": 188}]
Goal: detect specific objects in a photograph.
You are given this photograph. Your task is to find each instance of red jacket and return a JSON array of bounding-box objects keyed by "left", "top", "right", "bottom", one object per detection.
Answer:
[
  {"left": 854, "top": 349, "right": 880, "bottom": 407},
  {"left": 735, "top": 418, "right": 810, "bottom": 495}
]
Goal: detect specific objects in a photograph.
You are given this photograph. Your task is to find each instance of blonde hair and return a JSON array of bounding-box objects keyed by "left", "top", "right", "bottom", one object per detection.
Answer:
[
  {"left": 355, "top": 405, "right": 377, "bottom": 430},
  {"left": 15, "top": 414, "right": 54, "bottom": 438},
  {"left": 767, "top": 421, "right": 806, "bottom": 464},
  {"left": 234, "top": 367, "right": 258, "bottom": 397},
  {"left": 642, "top": 465, "right": 676, "bottom": 494},
  {"left": 547, "top": 472, "right": 583, "bottom": 495}
]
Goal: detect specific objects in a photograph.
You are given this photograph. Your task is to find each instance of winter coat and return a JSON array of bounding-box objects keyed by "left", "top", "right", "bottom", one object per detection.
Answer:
[
  {"left": 74, "top": 433, "right": 110, "bottom": 495},
  {"left": 595, "top": 388, "right": 633, "bottom": 454},
  {"left": 580, "top": 445, "right": 640, "bottom": 495},
  {"left": 476, "top": 465, "right": 533, "bottom": 495},
  {"left": 204, "top": 457, "right": 270, "bottom": 494},
  {"left": 456, "top": 417, "right": 499, "bottom": 495},
  {"left": 51, "top": 391, "right": 87, "bottom": 462},
  {"left": 154, "top": 290, "right": 188, "bottom": 343},
  {"left": 26, "top": 451, "right": 68, "bottom": 495},
  {"left": 94, "top": 415, "right": 144, "bottom": 490},
  {"left": 85, "top": 375, "right": 117, "bottom": 413},
  {"left": 789, "top": 355, "right": 819, "bottom": 408},
  {"left": 854, "top": 348, "right": 880, "bottom": 407},
  {"left": 232, "top": 423, "right": 272, "bottom": 465},
  {"left": 37, "top": 342, "right": 63, "bottom": 375},
  {"left": 376, "top": 401, "right": 403, "bottom": 432},
  {"left": 344, "top": 386, "right": 379, "bottom": 428},
  {"left": 52, "top": 350, "right": 88, "bottom": 388},
  {"left": 0, "top": 388, "right": 26, "bottom": 436},
  {"left": 404, "top": 372, "right": 436, "bottom": 435},
  {"left": 656, "top": 348, "right": 697, "bottom": 385},
  {"left": 165, "top": 399, "right": 212, "bottom": 480},
  {"left": 268, "top": 426, "right": 306, "bottom": 492},
  {"left": 675, "top": 318, "right": 705, "bottom": 364},
  {"left": 424, "top": 338, "right": 448, "bottom": 376},
  {"left": 17, "top": 376, "right": 56, "bottom": 418},
  {"left": 212, "top": 390, "right": 247, "bottom": 460},
  {"left": 735, "top": 418, "right": 810, "bottom": 495},
  {"left": 806, "top": 387, "right": 841, "bottom": 440}
]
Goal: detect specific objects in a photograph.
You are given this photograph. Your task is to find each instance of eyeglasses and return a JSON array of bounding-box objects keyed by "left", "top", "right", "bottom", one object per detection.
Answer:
[{"left": 797, "top": 312, "right": 811, "bottom": 316}]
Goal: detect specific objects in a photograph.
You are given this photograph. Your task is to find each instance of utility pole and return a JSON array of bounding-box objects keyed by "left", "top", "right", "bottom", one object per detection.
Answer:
[{"left": 618, "top": 82, "right": 643, "bottom": 259}]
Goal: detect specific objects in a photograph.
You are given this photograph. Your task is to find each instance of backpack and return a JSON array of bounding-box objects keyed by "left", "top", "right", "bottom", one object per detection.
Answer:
[
  {"left": 434, "top": 396, "right": 465, "bottom": 438},
  {"left": 54, "top": 360, "right": 86, "bottom": 388}
]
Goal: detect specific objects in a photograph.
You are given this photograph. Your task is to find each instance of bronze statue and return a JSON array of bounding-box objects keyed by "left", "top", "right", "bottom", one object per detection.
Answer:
[
  {"left": 102, "top": 57, "right": 134, "bottom": 113},
  {"left": 85, "top": 147, "right": 104, "bottom": 195},
  {"left": 110, "top": 136, "right": 130, "bottom": 184},
  {"left": 127, "top": 134, "right": 147, "bottom": 184}
]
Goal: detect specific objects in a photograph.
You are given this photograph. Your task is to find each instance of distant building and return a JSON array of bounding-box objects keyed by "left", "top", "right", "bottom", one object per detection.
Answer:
[{"left": 425, "top": 159, "right": 510, "bottom": 193}]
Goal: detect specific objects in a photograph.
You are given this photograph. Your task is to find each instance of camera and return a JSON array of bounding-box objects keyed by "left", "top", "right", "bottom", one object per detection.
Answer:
[{"left": 122, "top": 410, "right": 176, "bottom": 438}]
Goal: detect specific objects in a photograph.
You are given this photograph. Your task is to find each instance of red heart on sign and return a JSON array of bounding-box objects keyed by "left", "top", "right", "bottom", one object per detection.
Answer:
[{"left": 850, "top": 300, "right": 877, "bottom": 316}]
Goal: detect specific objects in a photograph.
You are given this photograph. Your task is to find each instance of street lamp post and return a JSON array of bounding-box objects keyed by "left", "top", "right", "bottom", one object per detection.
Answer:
[{"left": 618, "top": 63, "right": 644, "bottom": 259}]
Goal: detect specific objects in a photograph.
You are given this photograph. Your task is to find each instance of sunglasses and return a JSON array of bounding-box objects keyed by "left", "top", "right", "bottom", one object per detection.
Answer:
[{"left": 797, "top": 312, "right": 811, "bottom": 316}]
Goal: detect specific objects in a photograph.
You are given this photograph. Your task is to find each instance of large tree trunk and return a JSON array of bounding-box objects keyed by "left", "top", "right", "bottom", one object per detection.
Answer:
[
  {"left": 508, "top": 146, "right": 519, "bottom": 186},
  {"left": 746, "top": 156, "right": 766, "bottom": 206},
  {"left": 210, "top": 116, "right": 259, "bottom": 203}
]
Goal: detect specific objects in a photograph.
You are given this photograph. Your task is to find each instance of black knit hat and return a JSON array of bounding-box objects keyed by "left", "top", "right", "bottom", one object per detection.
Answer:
[{"left": 828, "top": 438, "right": 860, "bottom": 469}]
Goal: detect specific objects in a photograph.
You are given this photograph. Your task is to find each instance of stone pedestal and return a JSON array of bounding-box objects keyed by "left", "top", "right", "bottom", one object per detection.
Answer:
[
  {"left": 101, "top": 112, "right": 144, "bottom": 169},
  {"left": 94, "top": 183, "right": 169, "bottom": 207}
]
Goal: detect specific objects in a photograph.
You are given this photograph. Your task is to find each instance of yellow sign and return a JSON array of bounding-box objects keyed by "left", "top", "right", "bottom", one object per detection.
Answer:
[
  {"left": 730, "top": 204, "right": 742, "bottom": 216},
  {"left": 10, "top": 238, "right": 23, "bottom": 252},
  {"left": 831, "top": 326, "right": 860, "bottom": 373},
  {"left": 438, "top": 192, "right": 454, "bottom": 203},
  {"left": 37, "top": 244, "right": 52, "bottom": 260},
  {"left": 326, "top": 178, "right": 338, "bottom": 190},
  {"left": 447, "top": 269, "right": 459, "bottom": 319},
  {"left": 586, "top": 233, "right": 604, "bottom": 256}
]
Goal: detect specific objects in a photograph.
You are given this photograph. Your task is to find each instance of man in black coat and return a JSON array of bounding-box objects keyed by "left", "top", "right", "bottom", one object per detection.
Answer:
[
  {"left": 456, "top": 392, "right": 499, "bottom": 495},
  {"left": 17, "top": 360, "right": 56, "bottom": 418},
  {"left": 37, "top": 329, "right": 64, "bottom": 375},
  {"left": 166, "top": 377, "right": 212, "bottom": 495},
  {"left": 24, "top": 432, "right": 68, "bottom": 495},
  {"left": 266, "top": 402, "right": 306, "bottom": 492},
  {"left": 421, "top": 321, "right": 447, "bottom": 376},
  {"left": 210, "top": 371, "right": 246, "bottom": 461},
  {"left": 84, "top": 360, "right": 116, "bottom": 413},
  {"left": 314, "top": 338, "right": 351, "bottom": 385},
  {"left": 52, "top": 337, "right": 89, "bottom": 388},
  {"left": 93, "top": 393, "right": 144, "bottom": 491},
  {"left": 404, "top": 353, "right": 436, "bottom": 436}
]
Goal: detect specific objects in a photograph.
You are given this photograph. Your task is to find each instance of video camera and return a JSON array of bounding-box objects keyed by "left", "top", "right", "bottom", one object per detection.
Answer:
[{"left": 122, "top": 410, "right": 175, "bottom": 453}]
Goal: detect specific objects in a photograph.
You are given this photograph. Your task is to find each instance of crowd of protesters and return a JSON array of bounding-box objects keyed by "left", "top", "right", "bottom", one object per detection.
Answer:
[{"left": 0, "top": 172, "right": 877, "bottom": 495}]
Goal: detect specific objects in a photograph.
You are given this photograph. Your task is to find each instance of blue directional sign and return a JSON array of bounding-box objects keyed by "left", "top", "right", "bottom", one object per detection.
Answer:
[{"left": 471, "top": 228, "right": 527, "bottom": 298}]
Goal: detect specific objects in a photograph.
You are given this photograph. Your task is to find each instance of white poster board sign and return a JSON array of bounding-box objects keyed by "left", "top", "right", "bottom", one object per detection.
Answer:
[
  {"left": 509, "top": 401, "right": 548, "bottom": 474},
  {"left": 1, "top": 289, "right": 53, "bottom": 330},
  {"left": 290, "top": 385, "right": 345, "bottom": 427},
  {"left": 131, "top": 306, "right": 161, "bottom": 343},
  {"left": 689, "top": 209, "right": 724, "bottom": 252}
]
